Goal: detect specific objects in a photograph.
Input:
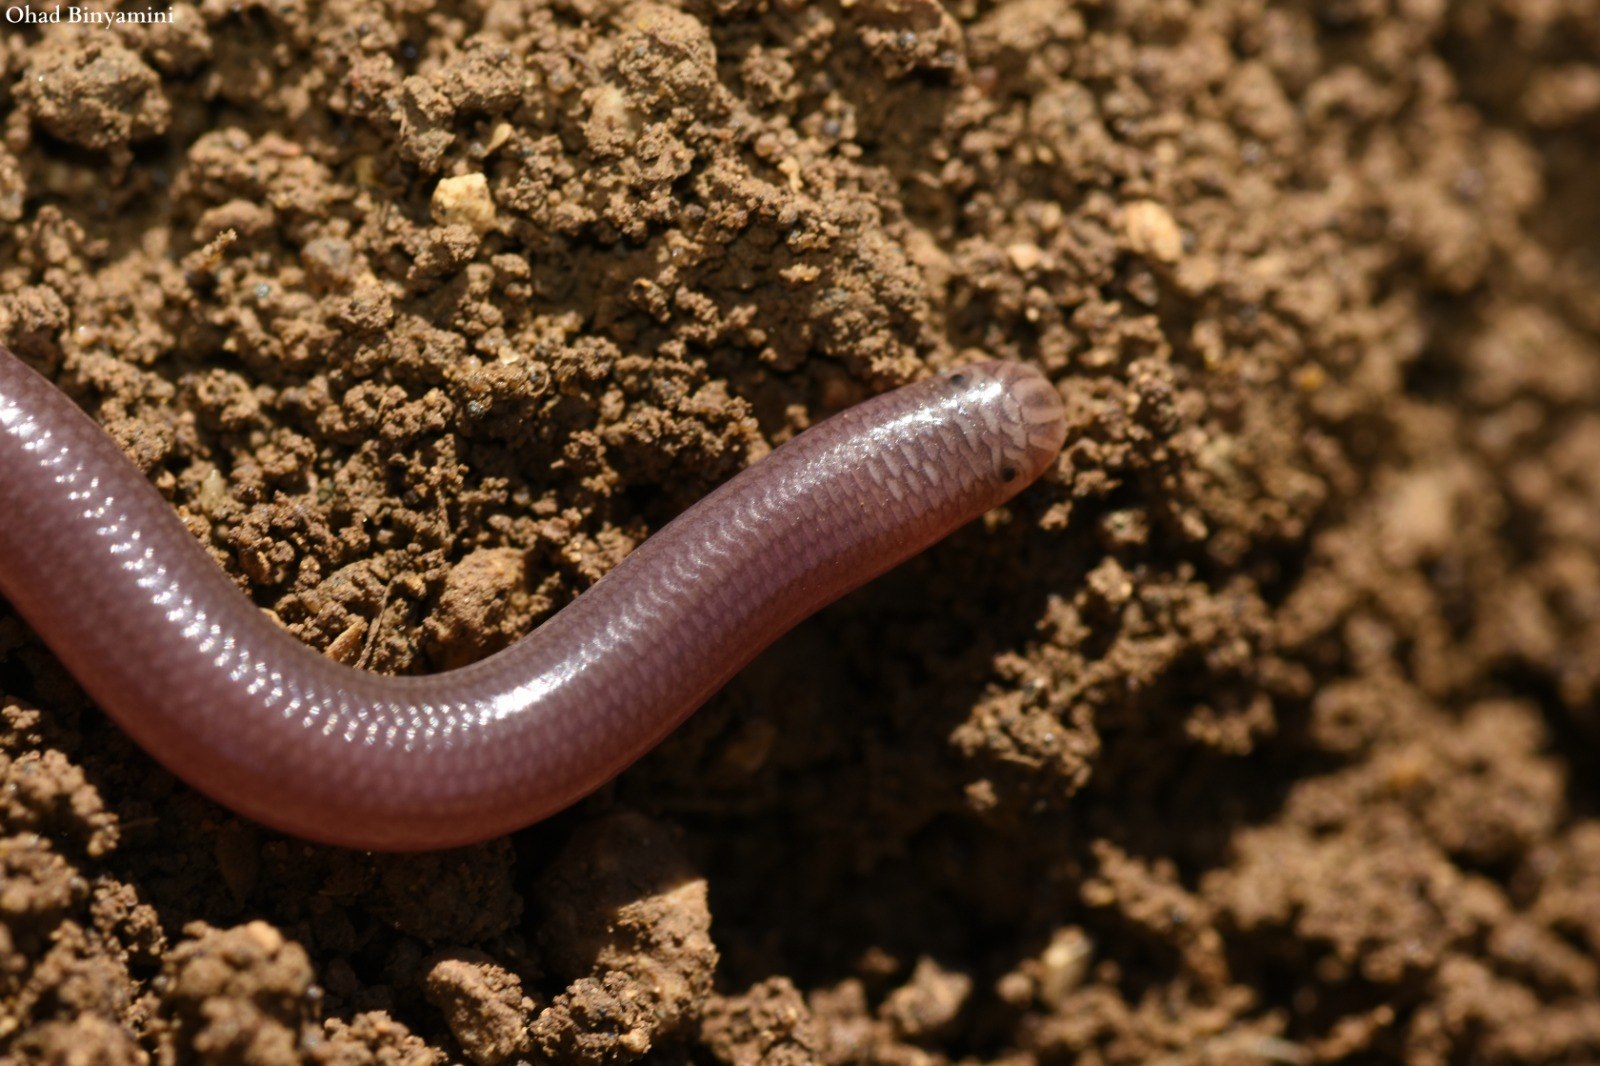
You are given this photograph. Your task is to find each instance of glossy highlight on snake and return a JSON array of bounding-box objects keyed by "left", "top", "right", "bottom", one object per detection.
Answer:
[{"left": 0, "top": 346, "right": 1068, "bottom": 850}]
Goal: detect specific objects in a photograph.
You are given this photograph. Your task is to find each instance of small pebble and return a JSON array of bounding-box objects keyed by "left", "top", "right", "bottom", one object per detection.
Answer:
[
  {"left": 432, "top": 174, "right": 496, "bottom": 234},
  {"left": 1122, "top": 200, "right": 1184, "bottom": 263}
]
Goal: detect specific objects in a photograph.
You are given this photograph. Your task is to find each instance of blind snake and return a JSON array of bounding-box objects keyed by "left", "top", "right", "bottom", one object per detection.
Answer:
[{"left": 0, "top": 345, "right": 1067, "bottom": 850}]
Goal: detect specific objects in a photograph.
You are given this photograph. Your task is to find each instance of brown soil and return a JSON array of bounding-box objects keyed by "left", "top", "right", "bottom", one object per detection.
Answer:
[{"left": 2, "top": 0, "right": 1599, "bottom": 1062}]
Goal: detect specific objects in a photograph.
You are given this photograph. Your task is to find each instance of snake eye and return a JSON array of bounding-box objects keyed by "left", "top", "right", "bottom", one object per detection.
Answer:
[
  {"left": 1001, "top": 466, "right": 1018, "bottom": 482},
  {"left": 950, "top": 373, "right": 967, "bottom": 385}
]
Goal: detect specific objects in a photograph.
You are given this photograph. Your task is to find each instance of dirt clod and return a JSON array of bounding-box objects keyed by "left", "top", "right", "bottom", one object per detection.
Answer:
[{"left": 22, "top": 38, "right": 170, "bottom": 151}]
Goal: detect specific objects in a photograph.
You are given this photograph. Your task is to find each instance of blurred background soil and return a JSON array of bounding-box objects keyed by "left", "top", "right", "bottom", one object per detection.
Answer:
[{"left": 1, "top": 0, "right": 1599, "bottom": 1062}]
